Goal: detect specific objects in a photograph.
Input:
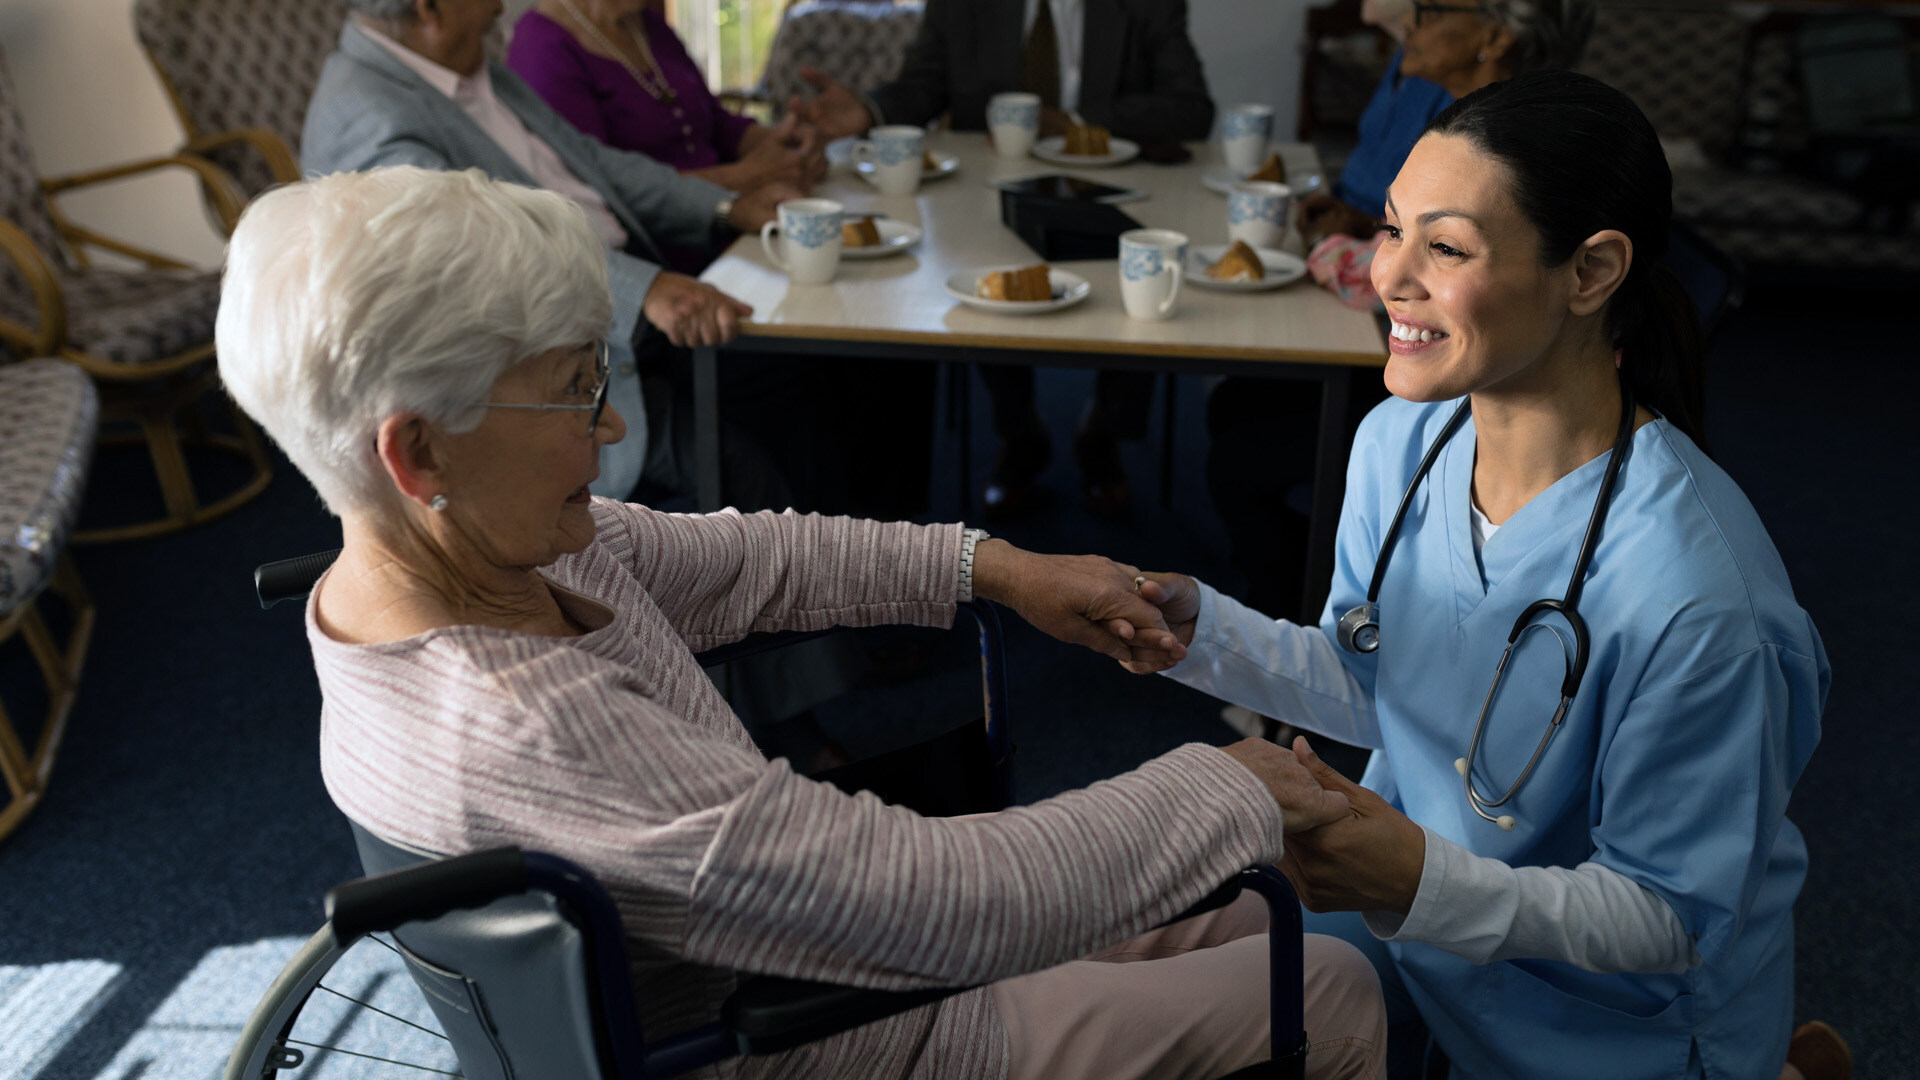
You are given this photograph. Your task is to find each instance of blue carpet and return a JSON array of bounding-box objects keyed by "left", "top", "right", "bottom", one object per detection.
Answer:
[{"left": 0, "top": 290, "right": 1912, "bottom": 1077}]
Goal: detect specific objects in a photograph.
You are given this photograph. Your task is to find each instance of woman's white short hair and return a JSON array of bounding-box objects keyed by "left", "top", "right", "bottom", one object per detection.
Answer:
[{"left": 216, "top": 166, "right": 613, "bottom": 515}]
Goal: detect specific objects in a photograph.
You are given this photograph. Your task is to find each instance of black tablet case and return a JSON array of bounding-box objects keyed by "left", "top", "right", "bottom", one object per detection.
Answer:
[{"left": 998, "top": 189, "right": 1143, "bottom": 261}]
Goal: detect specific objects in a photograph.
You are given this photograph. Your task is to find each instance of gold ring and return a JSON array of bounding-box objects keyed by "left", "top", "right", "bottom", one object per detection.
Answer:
[{"left": 1134, "top": 576, "right": 1147, "bottom": 592}]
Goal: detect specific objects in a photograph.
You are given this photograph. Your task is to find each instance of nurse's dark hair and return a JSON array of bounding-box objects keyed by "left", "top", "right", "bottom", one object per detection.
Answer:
[{"left": 1423, "top": 71, "right": 1708, "bottom": 447}]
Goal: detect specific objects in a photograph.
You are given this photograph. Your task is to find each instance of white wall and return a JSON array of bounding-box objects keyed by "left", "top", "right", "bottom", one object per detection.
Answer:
[
  {"left": 1190, "top": 0, "right": 1318, "bottom": 143},
  {"left": 0, "top": 0, "right": 227, "bottom": 270}
]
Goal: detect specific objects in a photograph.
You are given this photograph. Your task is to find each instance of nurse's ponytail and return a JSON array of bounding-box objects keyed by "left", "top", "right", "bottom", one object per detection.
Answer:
[{"left": 1423, "top": 72, "right": 1709, "bottom": 450}]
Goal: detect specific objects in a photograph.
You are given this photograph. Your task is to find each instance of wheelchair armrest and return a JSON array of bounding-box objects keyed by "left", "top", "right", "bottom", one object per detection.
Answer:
[
  {"left": 1161, "top": 875, "right": 1245, "bottom": 928},
  {"left": 723, "top": 976, "right": 968, "bottom": 1056},
  {"left": 325, "top": 846, "right": 528, "bottom": 940}
]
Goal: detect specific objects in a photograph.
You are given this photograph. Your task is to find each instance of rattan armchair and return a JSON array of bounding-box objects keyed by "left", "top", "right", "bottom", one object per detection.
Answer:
[
  {"left": 0, "top": 47, "right": 270, "bottom": 542},
  {"left": 133, "top": 0, "right": 349, "bottom": 201}
]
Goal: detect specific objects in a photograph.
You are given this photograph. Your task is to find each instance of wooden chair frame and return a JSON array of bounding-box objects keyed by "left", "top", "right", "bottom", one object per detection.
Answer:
[
  {"left": 140, "top": 43, "right": 303, "bottom": 211},
  {"left": 0, "top": 158, "right": 271, "bottom": 543},
  {"left": 0, "top": 553, "right": 94, "bottom": 843}
]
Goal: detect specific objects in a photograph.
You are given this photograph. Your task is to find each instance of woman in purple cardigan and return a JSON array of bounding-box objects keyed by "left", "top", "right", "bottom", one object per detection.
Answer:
[{"left": 508, "top": 0, "right": 825, "bottom": 195}]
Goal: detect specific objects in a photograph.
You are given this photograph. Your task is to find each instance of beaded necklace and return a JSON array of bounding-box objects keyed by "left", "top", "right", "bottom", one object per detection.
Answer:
[{"left": 554, "top": 0, "right": 678, "bottom": 101}]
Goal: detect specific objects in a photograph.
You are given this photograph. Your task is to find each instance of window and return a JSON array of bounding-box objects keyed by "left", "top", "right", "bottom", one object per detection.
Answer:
[{"left": 666, "top": 0, "right": 791, "bottom": 93}]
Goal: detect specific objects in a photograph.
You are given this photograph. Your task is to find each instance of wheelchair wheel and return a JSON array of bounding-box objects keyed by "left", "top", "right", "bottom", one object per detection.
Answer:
[{"left": 223, "top": 923, "right": 463, "bottom": 1078}]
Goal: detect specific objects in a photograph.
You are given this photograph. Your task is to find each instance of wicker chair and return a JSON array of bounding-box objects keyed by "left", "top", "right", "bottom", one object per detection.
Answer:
[
  {"left": 136, "top": 0, "right": 510, "bottom": 203},
  {"left": 0, "top": 359, "right": 98, "bottom": 842},
  {"left": 0, "top": 46, "right": 271, "bottom": 543},
  {"left": 133, "top": 0, "right": 349, "bottom": 199}
]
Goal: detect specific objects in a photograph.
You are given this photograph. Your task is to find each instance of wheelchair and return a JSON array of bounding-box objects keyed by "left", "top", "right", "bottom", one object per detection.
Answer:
[{"left": 229, "top": 550, "right": 1313, "bottom": 1080}]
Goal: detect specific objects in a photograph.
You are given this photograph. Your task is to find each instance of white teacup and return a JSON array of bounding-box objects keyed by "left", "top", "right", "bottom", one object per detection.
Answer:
[
  {"left": 852, "top": 125, "right": 926, "bottom": 197},
  {"left": 988, "top": 92, "right": 1041, "bottom": 159},
  {"left": 1227, "top": 181, "right": 1292, "bottom": 250},
  {"left": 1119, "top": 228, "right": 1187, "bottom": 321},
  {"left": 1221, "top": 103, "right": 1275, "bottom": 175},
  {"left": 760, "top": 198, "right": 844, "bottom": 284}
]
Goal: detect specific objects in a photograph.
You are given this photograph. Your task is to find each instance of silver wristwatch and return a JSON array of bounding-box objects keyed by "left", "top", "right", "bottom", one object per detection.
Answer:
[
  {"left": 958, "top": 527, "right": 991, "bottom": 599},
  {"left": 713, "top": 194, "right": 737, "bottom": 230}
]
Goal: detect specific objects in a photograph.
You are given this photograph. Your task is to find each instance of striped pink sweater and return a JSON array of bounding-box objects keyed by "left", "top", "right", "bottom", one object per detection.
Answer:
[{"left": 311, "top": 499, "right": 1286, "bottom": 1080}]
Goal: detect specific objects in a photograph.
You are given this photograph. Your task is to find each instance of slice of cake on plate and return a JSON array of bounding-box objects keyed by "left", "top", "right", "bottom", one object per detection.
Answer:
[
  {"left": 977, "top": 264, "right": 1054, "bottom": 301},
  {"left": 1205, "top": 240, "right": 1266, "bottom": 282},
  {"left": 1248, "top": 154, "right": 1287, "bottom": 183},
  {"left": 842, "top": 216, "right": 883, "bottom": 247},
  {"left": 1063, "top": 124, "right": 1111, "bottom": 156}
]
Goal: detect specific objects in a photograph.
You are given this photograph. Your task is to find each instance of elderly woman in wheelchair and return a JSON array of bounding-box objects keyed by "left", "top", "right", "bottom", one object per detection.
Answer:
[{"left": 215, "top": 166, "right": 1388, "bottom": 1080}]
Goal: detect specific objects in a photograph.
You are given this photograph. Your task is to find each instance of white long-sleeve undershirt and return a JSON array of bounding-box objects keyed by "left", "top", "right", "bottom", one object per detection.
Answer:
[{"left": 1163, "top": 582, "right": 1702, "bottom": 975}]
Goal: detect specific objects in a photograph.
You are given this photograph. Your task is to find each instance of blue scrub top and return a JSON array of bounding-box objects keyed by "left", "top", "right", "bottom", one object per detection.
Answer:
[
  {"left": 1321, "top": 398, "right": 1829, "bottom": 1079},
  {"left": 1332, "top": 51, "right": 1453, "bottom": 219}
]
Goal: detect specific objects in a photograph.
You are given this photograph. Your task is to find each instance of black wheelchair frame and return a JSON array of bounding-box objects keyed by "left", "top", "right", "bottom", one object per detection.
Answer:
[{"left": 233, "top": 549, "right": 1311, "bottom": 1080}]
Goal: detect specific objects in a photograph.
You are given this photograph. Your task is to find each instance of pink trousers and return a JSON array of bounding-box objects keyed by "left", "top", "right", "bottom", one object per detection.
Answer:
[{"left": 991, "top": 893, "right": 1388, "bottom": 1080}]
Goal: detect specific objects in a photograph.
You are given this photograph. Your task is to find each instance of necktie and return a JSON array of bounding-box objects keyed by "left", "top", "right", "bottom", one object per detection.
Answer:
[{"left": 1022, "top": 0, "right": 1060, "bottom": 109}]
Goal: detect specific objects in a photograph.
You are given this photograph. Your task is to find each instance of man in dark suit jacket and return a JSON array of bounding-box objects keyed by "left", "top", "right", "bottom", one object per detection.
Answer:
[{"left": 800, "top": 0, "right": 1216, "bottom": 520}]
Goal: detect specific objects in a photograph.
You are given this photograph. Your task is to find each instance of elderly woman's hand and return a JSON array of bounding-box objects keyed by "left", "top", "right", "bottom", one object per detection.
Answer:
[
  {"left": 1117, "top": 572, "right": 1202, "bottom": 673},
  {"left": 1221, "top": 738, "right": 1351, "bottom": 833},
  {"left": 970, "top": 539, "right": 1186, "bottom": 667},
  {"left": 1276, "top": 737, "right": 1426, "bottom": 915}
]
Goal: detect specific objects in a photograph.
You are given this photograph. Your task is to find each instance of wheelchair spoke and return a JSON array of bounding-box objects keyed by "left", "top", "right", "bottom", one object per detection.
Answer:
[
  {"left": 284, "top": 1038, "right": 464, "bottom": 1075},
  {"left": 314, "top": 981, "right": 451, "bottom": 1041}
]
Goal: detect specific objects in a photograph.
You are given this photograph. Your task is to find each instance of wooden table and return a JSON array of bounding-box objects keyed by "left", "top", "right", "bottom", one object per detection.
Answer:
[{"left": 697, "top": 131, "right": 1386, "bottom": 617}]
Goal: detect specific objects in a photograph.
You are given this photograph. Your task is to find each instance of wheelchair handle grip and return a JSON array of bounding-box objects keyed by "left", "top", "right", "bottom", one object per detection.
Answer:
[
  {"left": 326, "top": 846, "right": 529, "bottom": 941},
  {"left": 256, "top": 548, "right": 343, "bottom": 609}
]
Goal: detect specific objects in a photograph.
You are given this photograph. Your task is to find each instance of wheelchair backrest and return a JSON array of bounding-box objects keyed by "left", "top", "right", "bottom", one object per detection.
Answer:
[{"left": 350, "top": 821, "right": 610, "bottom": 1080}]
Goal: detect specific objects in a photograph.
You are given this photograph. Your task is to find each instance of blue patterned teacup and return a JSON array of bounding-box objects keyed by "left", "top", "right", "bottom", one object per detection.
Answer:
[
  {"left": 1221, "top": 103, "right": 1275, "bottom": 174},
  {"left": 1227, "top": 181, "right": 1292, "bottom": 250},
  {"left": 761, "top": 198, "right": 844, "bottom": 284},
  {"left": 1119, "top": 229, "right": 1188, "bottom": 321},
  {"left": 988, "top": 92, "right": 1042, "bottom": 158},
  {"left": 853, "top": 126, "right": 926, "bottom": 196}
]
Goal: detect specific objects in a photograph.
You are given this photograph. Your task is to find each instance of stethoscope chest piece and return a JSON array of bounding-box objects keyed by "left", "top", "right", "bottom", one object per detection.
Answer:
[
  {"left": 1339, "top": 379, "right": 1635, "bottom": 833},
  {"left": 1337, "top": 602, "right": 1381, "bottom": 654}
]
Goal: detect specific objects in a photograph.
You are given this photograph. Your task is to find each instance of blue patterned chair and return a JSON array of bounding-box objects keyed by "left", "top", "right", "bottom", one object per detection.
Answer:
[
  {"left": 0, "top": 359, "right": 97, "bottom": 842},
  {"left": 0, "top": 44, "right": 272, "bottom": 542},
  {"left": 733, "top": 1, "right": 924, "bottom": 117},
  {"left": 133, "top": 0, "right": 509, "bottom": 203},
  {"left": 1581, "top": 2, "right": 1920, "bottom": 281}
]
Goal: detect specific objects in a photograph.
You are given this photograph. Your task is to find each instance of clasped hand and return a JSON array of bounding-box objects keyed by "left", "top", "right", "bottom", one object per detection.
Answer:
[
  {"left": 969, "top": 539, "right": 1188, "bottom": 668},
  {"left": 1276, "top": 736, "right": 1427, "bottom": 917}
]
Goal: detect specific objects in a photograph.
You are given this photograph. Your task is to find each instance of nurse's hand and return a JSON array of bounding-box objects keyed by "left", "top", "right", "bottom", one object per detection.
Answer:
[
  {"left": 1222, "top": 738, "right": 1351, "bottom": 834},
  {"left": 1278, "top": 737, "right": 1428, "bottom": 916},
  {"left": 1116, "top": 572, "right": 1201, "bottom": 673}
]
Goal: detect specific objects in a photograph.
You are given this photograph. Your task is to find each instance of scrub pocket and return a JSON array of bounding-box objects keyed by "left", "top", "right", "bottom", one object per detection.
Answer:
[{"left": 1471, "top": 961, "right": 1695, "bottom": 1079}]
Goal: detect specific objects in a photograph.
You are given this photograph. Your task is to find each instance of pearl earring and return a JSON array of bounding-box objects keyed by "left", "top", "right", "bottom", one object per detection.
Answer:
[
  {"left": 1477, "top": 50, "right": 1488, "bottom": 62},
  {"left": 429, "top": 494, "right": 449, "bottom": 511}
]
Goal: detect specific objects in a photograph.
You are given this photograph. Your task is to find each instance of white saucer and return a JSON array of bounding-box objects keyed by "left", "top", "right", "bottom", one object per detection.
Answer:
[
  {"left": 855, "top": 151, "right": 961, "bottom": 183},
  {"left": 1030, "top": 136, "right": 1141, "bottom": 168},
  {"left": 945, "top": 267, "right": 1092, "bottom": 314},
  {"left": 1201, "top": 167, "right": 1324, "bottom": 196},
  {"left": 1185, "top": 245, "right": 1310, "bottom": 292},
  {"left": 839, "top": 217, "right": 923, "bottom": 259}
]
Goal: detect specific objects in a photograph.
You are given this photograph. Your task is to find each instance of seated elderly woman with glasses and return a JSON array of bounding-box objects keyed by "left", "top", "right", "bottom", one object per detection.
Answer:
[{"left": 214, "top": 167, "right": 1388, "bottom": 1080}]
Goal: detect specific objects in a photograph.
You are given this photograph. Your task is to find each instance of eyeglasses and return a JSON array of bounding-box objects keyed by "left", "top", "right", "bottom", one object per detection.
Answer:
[
  {"left": 479, "top": 341, "right": 611, "bottom": 437},
  {"left": 1411, "top": 2, "right": 1485, "bottom": 27}
]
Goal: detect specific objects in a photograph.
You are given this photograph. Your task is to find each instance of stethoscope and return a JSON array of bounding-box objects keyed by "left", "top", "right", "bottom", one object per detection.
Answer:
[{"left": 1335, "top": 376, "right": 1636, "bottom": 831}]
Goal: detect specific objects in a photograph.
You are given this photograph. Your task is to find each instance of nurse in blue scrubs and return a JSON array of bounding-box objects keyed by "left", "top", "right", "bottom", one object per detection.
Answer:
[{"left": 1128, "top": 72, "right": 1829, "bottom": 1078}]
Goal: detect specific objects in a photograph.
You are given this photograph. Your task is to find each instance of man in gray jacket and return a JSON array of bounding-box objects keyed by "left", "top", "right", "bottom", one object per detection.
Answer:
[
  {"left": 795, "top": 0, "right": 1216, "bottom": 521},
  {"left": 304, "top": 0, "right": 799, "bottom": 502}
]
